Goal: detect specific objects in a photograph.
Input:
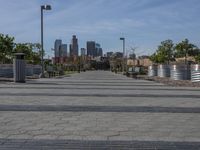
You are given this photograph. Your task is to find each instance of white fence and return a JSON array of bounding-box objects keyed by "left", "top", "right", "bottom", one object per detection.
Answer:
[{"left": 0, "top": 64, "right": 42, "bottom": 78}]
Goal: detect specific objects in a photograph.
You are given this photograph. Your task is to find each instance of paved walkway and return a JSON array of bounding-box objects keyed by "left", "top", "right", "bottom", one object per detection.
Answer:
[{"left": 0, "top": 71, "right": 200, "bottom": 149}]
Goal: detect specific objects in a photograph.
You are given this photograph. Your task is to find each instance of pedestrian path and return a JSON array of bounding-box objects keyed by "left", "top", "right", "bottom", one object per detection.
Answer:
[{"left": 0, "top": 71, "right": 200, "bottom": 149}]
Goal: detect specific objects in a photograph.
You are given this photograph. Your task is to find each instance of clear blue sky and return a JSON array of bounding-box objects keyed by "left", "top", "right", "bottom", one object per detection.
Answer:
[{"left": 0, "top": 0, "right": 200, "bottom": 57}]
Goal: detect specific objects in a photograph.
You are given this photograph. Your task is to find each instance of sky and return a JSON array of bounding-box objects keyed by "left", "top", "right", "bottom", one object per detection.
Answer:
[{"left": 0, "top": 0, "right": 200, "bottom": 57}]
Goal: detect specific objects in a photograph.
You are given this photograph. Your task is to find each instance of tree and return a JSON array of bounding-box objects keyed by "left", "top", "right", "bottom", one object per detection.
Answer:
[
  {"left": 175, "top": 39, "right": 198, "bottom": 64},
  {"left": 13, "top": 43, "right": 41, "bottom": 64},
  {"left": 195, "top": 54, "right": 200, "bottom": 64},
  {"left": 29, "top": 43, "right": 42, "bottom": 65},
  {"left": 0, "top": 33, "right": 42, "bottom": 64},
  {"left": 0, "top": 34, "right": 15, "bottom": 63},
  {"left": 160, "top": 39, "right": 174, "bottom": 64},
  {"left": 149, "top": 53, "right": 159, "bottom": 64},
  {"left": 150, "top": 39, "right": 174, "bottom": 64},
  {"left": 14, "top": 43, "right": 32, "bottom": 61}
]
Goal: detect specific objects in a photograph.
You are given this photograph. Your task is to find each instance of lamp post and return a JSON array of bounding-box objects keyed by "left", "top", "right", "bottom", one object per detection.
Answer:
[
  {"left": 41, "top": 5, "right": 51, "bottom": 78},
  {"left": 120, "top": 37, "right": 125, "bottom": 74}
]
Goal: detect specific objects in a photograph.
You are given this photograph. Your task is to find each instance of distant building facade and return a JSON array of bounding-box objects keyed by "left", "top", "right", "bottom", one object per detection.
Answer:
[
  {"left": 87, "top": 41, "right": 96, "bottom": 57},
  {"left": 60, "top": 44, "right": 68, "bottom": 57},
  {"left": 54, "top": 39, "right": 62, "bottom": 58},
  {"left": 81, "top": 48, "right": 86, "bottom": 56},
  {"left": 127, "top": 56, "right": 152, "bottom": 67},
  {"left": 106, "top": 52, "right": 113, "bottom": 58},
  {"left": 70, "top": 35, "right": 79, "bottom": 57},
  {"left": 53, "top": 39, "right": 68, "bottom": 64},
  {"left": 113, "top": 52, "right": 123, "bottom": 58},
  {"left": 87, "top": 41, "right": 103, "bottom": 57},
  {"left": 96, "top": 43, "right": 103, "bottom": 57}
]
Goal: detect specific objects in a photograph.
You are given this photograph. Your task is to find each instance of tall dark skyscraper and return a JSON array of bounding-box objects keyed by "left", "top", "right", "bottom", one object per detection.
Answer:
[
  {"left": 97, "top": 48, "right": 103, "bottom": 57},
  {"left": 95, "top": 43, "right": 103, "bottom": 57},
  {"left": 87, "top": 41, "right": 96, "bottom": 57},
  {"left": 87, "top": 41, "right": 103, "bottom": 57},
  {"left": 54, "top": 39, "right": 62, "bottom": 58},
  {"left": 60, "top": 44, "right": 68, "bottom": 57},
  {"left": 81, "top": 48, "right": 86, "bottom": 56},
  {"left": 54, "top": 39, "right": 67, "bottom": 57},
  {"left": 53, "top": 39, "right": 68, "bottom": 64},
  {"left": 70, "top": 35, "right": 79, "bottom": 57}
]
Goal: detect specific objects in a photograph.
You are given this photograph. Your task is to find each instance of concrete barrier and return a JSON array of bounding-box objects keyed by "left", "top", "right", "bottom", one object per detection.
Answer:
[
  {"left": 33, "top": 65, "right": 42, "bottom": 75},
  {"left": 26, "top": 64, "right": 33, "bottom": 76},
  {"left": 0, "top": 64, "right": 42, "bottom": 78},
  {"left": 0, "top": 64, "right": 13, "bottom": 78}
]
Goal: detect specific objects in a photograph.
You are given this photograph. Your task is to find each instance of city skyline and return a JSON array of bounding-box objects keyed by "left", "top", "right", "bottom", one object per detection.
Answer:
[
  {"left": 54, "top": 37, "right": 104, "bottom": 57},
  {"left": 0, "top": 0, "right": 200, "bottom": 57}
]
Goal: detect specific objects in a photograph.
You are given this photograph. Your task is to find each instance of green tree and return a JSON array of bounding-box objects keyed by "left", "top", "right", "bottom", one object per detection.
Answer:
[
  {"left": 13, "top": 43, "right": 41, "bottom": 64},
  {"left": 175, "top": 39, "right": 197, "bottom": 64},
  {"left": 149, "top": 53, "right": 159, "bottom": 63},
  {"left": 0, "top": 34, "right": 15, "bottom": 63},
  {"left": 150, "top": 39, "right": 174, "bottom": 64},
  {"left": 30, "top": 43, "right": 42, "bottom": 65},
  {"left": 195, "top": 54, "right": 200, "bottom": 64}
]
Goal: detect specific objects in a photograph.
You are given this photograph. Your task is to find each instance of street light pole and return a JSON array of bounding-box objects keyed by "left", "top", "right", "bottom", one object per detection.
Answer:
[
  {"left": 120, "top": 37, "right": 125, "bottom": 74},
  {"left": 41, "top": 6, "right": 44, "bottom": 77},
  {"left": 40, "top": 5, "right": 51, "bottom": 78}
]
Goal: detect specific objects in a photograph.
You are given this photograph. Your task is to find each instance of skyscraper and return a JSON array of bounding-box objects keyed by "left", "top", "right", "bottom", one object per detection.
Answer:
[
  {"left": 54, "top": 39, "right": 62, "bottom": 58},
  {"left": 95, "top": 43, "right": 100, "bottom": 57},
  {"left": 87, "top": 41, "right": 103, "bottom": 57},
  {"left": 81, "top": 48, "right": 86, "bottom": 56},
  {"left": 95, "top": 43, "right": 103, "bottom": 57},
  {"left": 70, "top": 35, "right": 79, "bottom": 57},
  {"left": 60, "top": 44, "right": 67, "bottom": 57},
  {"left": 53, "top": 39, "right": 68, "bottom": 64},
  {"left": 87, "top": 41, "right": 96, "bottom": 57},
  {"left": 98, "top": 48, "right": 103, "bottom": 57}
]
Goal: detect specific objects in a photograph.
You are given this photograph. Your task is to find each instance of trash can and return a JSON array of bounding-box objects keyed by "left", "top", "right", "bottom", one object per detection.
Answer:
[{"left": 13, "top": 53, "right": 26, "bottom": 83}]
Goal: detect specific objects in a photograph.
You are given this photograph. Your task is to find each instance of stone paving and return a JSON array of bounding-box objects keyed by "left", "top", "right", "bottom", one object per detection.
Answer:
[{"left": 0, "top": 71, "right": 200, "bottom": 149}]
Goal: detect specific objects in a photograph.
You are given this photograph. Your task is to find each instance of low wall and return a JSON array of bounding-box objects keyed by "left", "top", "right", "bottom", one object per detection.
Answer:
[{"left": 0, "top": 64, "right": 42, "bottom": 78}]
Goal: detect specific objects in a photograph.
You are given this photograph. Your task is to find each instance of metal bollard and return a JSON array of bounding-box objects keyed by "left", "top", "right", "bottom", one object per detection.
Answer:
[{"left": 13, "top": 53, "right": 26, "bottom": 83}]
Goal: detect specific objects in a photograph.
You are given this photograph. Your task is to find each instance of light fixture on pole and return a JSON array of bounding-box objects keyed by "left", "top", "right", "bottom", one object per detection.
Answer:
[
  {"left": 41, "top": 5, "right": 51, "bottom": 78},
  {"left": 120, "top": 37, "right": 125, "bottom": 74}
]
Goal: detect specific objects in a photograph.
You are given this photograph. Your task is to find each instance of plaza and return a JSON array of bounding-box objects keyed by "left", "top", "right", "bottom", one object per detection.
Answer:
[{"left": 0, "top": 71, "right": 200, "bottom": 149}]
